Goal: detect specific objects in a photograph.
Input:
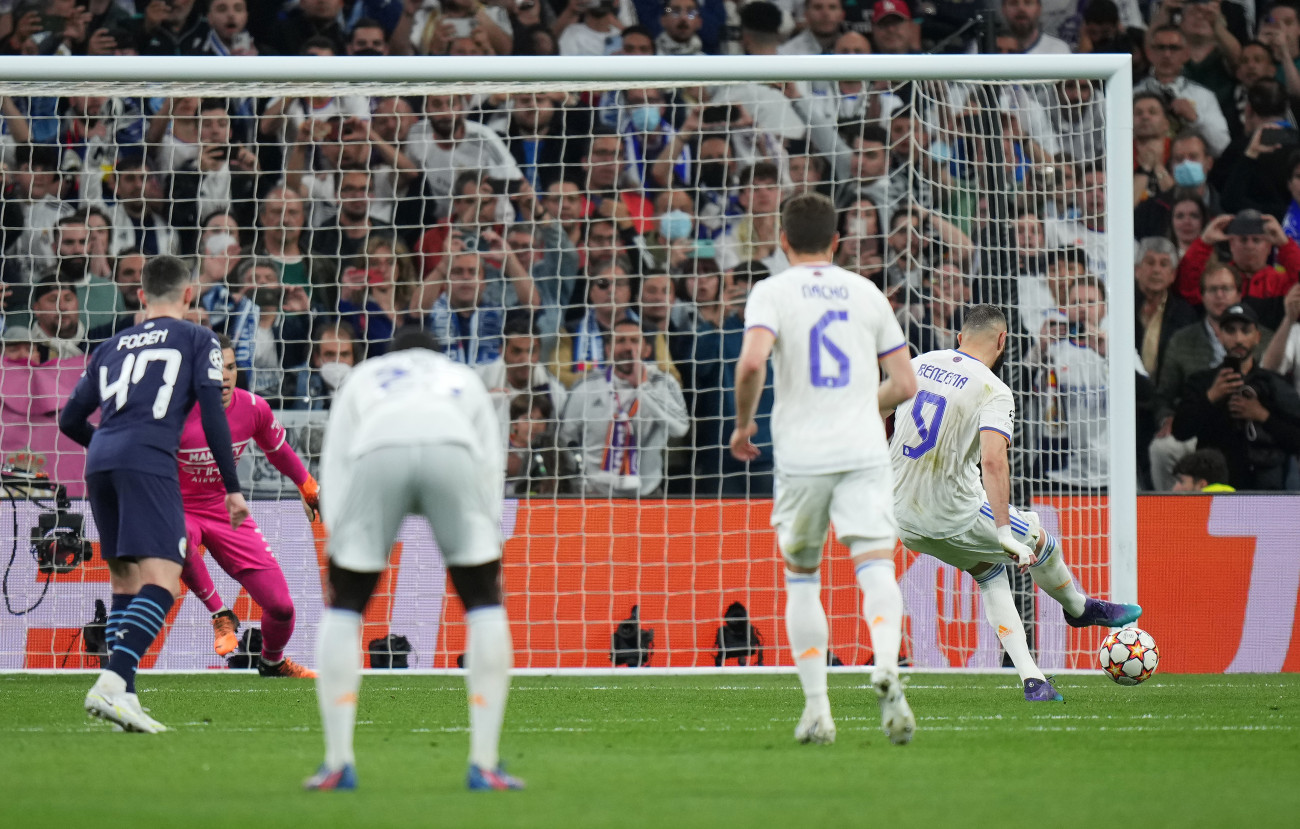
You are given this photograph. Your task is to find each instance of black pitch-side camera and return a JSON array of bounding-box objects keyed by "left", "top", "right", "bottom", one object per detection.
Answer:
[{"left": 32, "top": 509, "right": 93, "bottom": 574}]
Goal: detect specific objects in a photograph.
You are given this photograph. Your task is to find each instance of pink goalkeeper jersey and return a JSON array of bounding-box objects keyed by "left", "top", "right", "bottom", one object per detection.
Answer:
[{"left": 178, "top": 388, "right": 309, "bottom": 515}]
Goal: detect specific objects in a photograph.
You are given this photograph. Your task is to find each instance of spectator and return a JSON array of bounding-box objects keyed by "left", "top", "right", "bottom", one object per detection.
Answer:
[
  {"left": 2, "top": 143, "right": 68, "bottom": 284},
  {"left": 1176, "top": 208, "right": 1300, "bottom": 327},
  {"left": 1149, "top": 264, "right": 1272, "bottom": 490},
  {"left": 495, "top": 91, "right": 584, "bottom": 192},
  {"left": 1226, "top": 41, "right": 1278, "bottom": 138},
  {"left": 426, "top": 250, "right": 505, "bottom": 366},
  {"left": 1135, "top": 130, "right": 1220, "bottom": 240},
  {"left": 271, "top": 0, "right": 348, "bottom": 56},
  {"left": 1172, "top": 302, "right": 1300, "bottom": 490},
  {"left": 1132, "top": 92, "right": 1175, "bottom": 207},
  {"left": 87, "top": 248, "right": 146, "bottom": 345},
  {"left": 716, "top": 161, "right": 786, "bottom": 272},
  {"left": 337, "top": 236, "right": 418, "bottom": 358},
  {"left": 27, "top": 278, "right": 86, "bottom": 359},
  {"left": 1001, "top": 0, "right": 1070, "bottom": 55},
  {"left": 170, "top": 98, "right": 260, "bottom": 250},
  {"left": 552, "top": 270, "right": 635, "bottom": 387},
  {"left": 869, "top": 0, "right": 916, "bottom": 55},
  {"left": 658, "top": 0, "right": 706, "bottom": 55},
  {"left": 835, "top": 195, "right": 885, "bottom": 279},
  {"left": 84, "top": 207, "right": 115, "bottom": 282},
  {"left": 1261, "top": 283, "right": 1300, "bottom": 397},
  {"left": 311, "top": 168, "right": 400, "bottom": 274},
  {"left": 1258, "top": 0, "right": 1300, "bottom": 98},
  {"left": 560, "top": 318, "right": 689, "bottom": 497},
  {"left": 1136, "top": 237, "right": 1198, "bottom": 381},
  {"left": 100, "top": 151, "right": 180, "bottom": 258},
  {"left": 134, "top": 0, "right": 207, "bottom": 56},
  {"left": 503, "top": 393, "right": 572, "bottom": 496},
  {"left": 1168, "top": 0, "right": 1241, "bottom": 113},
  {"left": 1041, "top": 275, "right": 1109, "bottom": 489},
  {"left": 1171, "top": 447, "right": 1236, "bottom": 492},
  {"left": 477, "top": 319, "right": 568, "bottom": 446},
  {"left": 199, "top": 0, "right": 264, "bottom": 56},
  {"left": 1213, "top": 80, "right": 1299, "bottom": 219},
  {"left": 1167, "top": 191, "right": 1212, "bottom": 260},
  {"left": 1, "top": 324, "right": 37, "bottom": 364},
  {"left": 46, "top": 213, "right": 124, "bottom": 331},
  {"left": 906, "top": 263, "right": 970, "bottom": 356},
  {"left": 558, "top": 0, "right": 623, "bottom": 55},
  {"left": 406, "top": 0, "right": 512, "bottom": 56},
  {"left": 346, "top": 17, "right": 388, "bottom": 55},
  {"left": 779, "top": 0, "right": 843, "bottom": 55},
  {"left": 406, "top": 92, "right": 521, "bottom": 220},
  {"left": 1136, "top": 24, "right": 1231, "bottom": 155},
  {"left": 290, "top": 319, "right": 360, "bottom": 410},
  {"left": 690, "top": 267, "right": 773, "bottom": 495},
  {"left": 253, "top": 185, "right": 337, "bottom": 307},
  {"left": 639, "top": 272, "right": 692, "bottom": 366}
]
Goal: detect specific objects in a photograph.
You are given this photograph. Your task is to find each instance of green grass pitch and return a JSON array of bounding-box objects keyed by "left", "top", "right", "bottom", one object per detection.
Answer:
[{"left": 2, "top": 673, "right": 1297, "bottom": 829}]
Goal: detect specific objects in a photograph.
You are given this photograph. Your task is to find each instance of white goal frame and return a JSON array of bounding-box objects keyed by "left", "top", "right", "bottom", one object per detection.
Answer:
[{"left": 0, "top": 52, "right": 1137, "bottom": 637}]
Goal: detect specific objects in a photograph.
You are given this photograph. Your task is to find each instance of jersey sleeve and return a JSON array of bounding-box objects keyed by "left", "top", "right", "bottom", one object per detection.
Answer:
[
  {"left": 978, "top": 384, "right": 1016, "bottom": 442},
  {"left": 250, "top": 393, "right": 288, "bottom": 454},
  {"left": 868, "top": 287, "right": 908, "bottom": 357},
  {"left": 743, "top": 279, "right": 780, "bottom": 338},
  {"left": 191, "top": 329, "right": 224, "bottom": 395},
  {"left": 59, "top": 358, "right": 102, "bottom": 447}
]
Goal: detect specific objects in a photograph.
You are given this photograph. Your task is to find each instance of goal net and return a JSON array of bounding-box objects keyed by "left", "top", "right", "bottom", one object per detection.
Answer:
[{"left": 0, "top": 55, "right": 1133, "bottom": 673}]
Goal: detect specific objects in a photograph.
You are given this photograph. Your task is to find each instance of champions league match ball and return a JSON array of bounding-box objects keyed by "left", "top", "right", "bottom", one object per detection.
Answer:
[{"left": 1098, "top": 627, "right": 1160, "bottom": 686}]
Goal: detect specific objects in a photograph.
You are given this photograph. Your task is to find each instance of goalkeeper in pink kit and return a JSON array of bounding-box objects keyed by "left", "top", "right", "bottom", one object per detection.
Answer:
[{"left": 178, "top": 334, "right": 319, "bottom": 678}]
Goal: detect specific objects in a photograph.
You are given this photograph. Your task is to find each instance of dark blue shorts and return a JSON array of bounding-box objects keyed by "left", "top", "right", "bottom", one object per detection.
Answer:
[{"left": 86, "top": 470, "right": 188, "bottom": 564}]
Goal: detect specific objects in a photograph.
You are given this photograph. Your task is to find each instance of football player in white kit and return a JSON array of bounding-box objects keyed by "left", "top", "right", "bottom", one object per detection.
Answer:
[
  {"left": 888, "top": 305, "right": 1142, "bottom": 702},
  {"left": 730, "top": 192, "right": 919, "bottom": 746},
  {"left": 306, "top": 328, "right": 523, "bottom": 792}
]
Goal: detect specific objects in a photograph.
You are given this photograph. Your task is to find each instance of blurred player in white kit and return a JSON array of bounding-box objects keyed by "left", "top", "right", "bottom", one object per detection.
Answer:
[
  {"left": 306, "top": 328, "right": 523, "bottom": 792},
  {"left": 730, "top": 192, "right": 919, "bottom": 746}
]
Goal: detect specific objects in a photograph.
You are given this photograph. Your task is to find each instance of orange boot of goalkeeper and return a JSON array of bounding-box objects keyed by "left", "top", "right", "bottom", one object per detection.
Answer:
[
  {"left": 212, "top": 610, "right": 240, "bottom": 656},
  {"left": 258, "top": 657, "right": 318, "bottom": 678}
]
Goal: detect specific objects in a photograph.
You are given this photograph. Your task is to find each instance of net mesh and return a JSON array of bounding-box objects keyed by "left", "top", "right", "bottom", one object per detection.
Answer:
[{"left": 0, "top": 71, "right": 1114, "bottom": 671}]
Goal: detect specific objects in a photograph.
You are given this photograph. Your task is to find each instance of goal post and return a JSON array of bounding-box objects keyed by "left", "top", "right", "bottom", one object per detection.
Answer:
[{"left": 0, "top": 54, "right": 1134, "bottom": 672}]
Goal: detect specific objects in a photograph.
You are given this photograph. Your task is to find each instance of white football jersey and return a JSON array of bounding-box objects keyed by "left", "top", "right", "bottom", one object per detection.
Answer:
[
  {"left": 744, "top": 262, "right": 907, "bottom": 475},
  {"left": 321, "top": 348, "right": 503, "bottom": 495},
  {"left": 890, "top": 349, "right": 1015, "bottom": 538}
]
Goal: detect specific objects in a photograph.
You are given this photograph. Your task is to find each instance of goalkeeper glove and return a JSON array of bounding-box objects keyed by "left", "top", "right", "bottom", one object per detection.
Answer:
[
  {"left": 300, "top": 476, "right": 320, "bottom": 522},
  {"left": 997, "top": 525, "right": 1035, "bottom": 568}
]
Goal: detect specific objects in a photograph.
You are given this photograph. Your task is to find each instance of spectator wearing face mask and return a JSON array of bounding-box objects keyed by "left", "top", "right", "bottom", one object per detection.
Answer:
[{"left": 290, "top": 320, "right": 360, "bottom": 411}]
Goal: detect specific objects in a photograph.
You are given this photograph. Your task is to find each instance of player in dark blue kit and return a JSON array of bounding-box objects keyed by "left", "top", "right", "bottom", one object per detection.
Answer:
[{"left": 59, "top": 255, "right": 249, "bottom": 733}]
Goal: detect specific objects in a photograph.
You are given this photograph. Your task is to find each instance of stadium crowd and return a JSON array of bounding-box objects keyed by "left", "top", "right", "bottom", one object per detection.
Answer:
[{"left": 1, "top": 0, "right": 1299, "bottom": 496}]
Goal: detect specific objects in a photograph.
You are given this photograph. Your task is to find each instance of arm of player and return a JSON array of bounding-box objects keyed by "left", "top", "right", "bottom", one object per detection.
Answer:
[
  {"left": 250, "top": 401, "right": 317, "bottom": 519},
  {"left": 57, "top": 373, "right": 99, "bottom": 448},
  {"left": 196, "top": 384, "right": 248, "bottom": 529},
  {"left": 730, "top": 326, "right": 775, "bottom": 462},
  {"left": 877, "top": 345, "right": 918, "bottom": 413},
  {"left": 979, "top": 429, "right": 1035, "bottom": 568}
]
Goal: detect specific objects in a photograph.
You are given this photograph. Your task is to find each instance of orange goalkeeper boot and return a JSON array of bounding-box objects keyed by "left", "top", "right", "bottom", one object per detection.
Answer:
[{"left": 212, "top": 610, "right": 240, "bottom": 656}]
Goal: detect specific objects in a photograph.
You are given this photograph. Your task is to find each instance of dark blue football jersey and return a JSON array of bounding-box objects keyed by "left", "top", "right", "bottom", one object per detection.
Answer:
[{"left": 66, "top": 317, "right": 224, "bottom": 478}]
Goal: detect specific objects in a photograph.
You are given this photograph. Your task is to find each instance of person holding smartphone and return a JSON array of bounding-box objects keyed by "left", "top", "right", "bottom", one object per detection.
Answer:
[{"left": 1172, "top": 302, "right": 1300, "bottom": 489}]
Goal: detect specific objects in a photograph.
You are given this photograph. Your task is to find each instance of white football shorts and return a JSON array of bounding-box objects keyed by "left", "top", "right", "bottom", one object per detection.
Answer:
[
  {"left": 770, "top": 464, "right": 899, "bottom": 570},
  {"left": 326, "top": 443, "right": 501, "bottom": 572},
  {"left": 898, "top": 503, "right": 1041, "bottom": 573}
]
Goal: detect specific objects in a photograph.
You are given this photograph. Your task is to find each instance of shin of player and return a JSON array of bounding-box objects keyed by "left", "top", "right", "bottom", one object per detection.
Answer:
[
  {"left": 730, "top": 192, "right": 917, "bottom": 747},
  {"left": 306, "top": 328, "right": 521, "bottom": 792}
]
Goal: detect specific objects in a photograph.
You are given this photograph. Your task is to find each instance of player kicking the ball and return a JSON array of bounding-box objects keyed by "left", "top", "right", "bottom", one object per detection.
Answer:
[
  {"left": 177, "top": 334, "right": 319, "bottom": 678},
  {"left": 306, "top": 328, "right": 521, "bottom": 792},
  {"left": 730, "top": 192, "right": 919, "bottom": 747},
  {"left": 887, "top": 305, "right": 1142, "bottom": 702}
]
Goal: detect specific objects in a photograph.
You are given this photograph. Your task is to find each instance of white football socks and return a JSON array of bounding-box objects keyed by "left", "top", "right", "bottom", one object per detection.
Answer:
[
  {"left": 315, "top": 608, "right": 362, "bottom": 771},
  {"left": 976, "top": 567, "right": 1045, "bottom": 682},
  {"left": 855, "top": 558, "right": 903, "bottom": 674},
  {"left": 784, "top": 569, "right": 829, "bottom": 714},
  {"left": 466, "top": 605, "right": 512, "bottom": 771},
  {"left": 1028, "top": 533, "right": 1087, "bottom": 618}
]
